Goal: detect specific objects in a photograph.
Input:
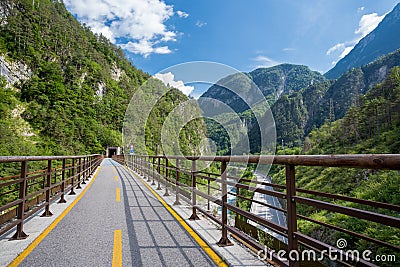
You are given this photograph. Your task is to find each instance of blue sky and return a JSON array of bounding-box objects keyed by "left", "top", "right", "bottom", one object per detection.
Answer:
[{"left": 65, "top": 0, "right": 399, "bottom": 97}]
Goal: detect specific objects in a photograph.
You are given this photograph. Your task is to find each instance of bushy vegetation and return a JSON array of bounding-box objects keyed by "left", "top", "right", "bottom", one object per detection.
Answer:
[
  {"left": 267, "top": 49, "right": 400, "bottom": 147},
  {"left": 307, "top": 66, "right": 400, "bottom": 155},
  {"left": 269, "top": 68, "right": 400, "bottom": 262},
  {"left": 0, "top": 0, "right": 205, "bottom": 157},
  {"left": 0, "top": 0, "right": 148, "bottom": 155}
]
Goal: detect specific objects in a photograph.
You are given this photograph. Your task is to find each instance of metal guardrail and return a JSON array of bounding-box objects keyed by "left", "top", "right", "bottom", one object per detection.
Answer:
[
  {"left": 0, "top": 155, "right": 103, "bottom": 239},
  {"left": 118, "top": 154, "right": 400, "bottom": 267}
]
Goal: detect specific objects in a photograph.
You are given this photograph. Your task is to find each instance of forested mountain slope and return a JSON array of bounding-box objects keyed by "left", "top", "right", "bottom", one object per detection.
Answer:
[
  {"left": 267, "top": 49, "right": 400, "bottom": 147},
  {"left": 306, "top": 66, "right": 400, "bottom": 155},
  {"left": 201, "top": 64, "right": 326, "bottom": 113},
  {"left": 0, "top": 0, "right": 202, "bottom": 156},
  {"left": 270, "top": 67, "right": 400, "bottom": 259},
  {"left": 200, "top": 64, "right": 326, "bottom": 154}
]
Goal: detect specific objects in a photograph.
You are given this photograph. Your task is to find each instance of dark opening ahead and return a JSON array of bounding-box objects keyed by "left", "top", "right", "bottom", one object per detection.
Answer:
[{"left": 108, "top": 148, "right": 117, "bottom": 158}]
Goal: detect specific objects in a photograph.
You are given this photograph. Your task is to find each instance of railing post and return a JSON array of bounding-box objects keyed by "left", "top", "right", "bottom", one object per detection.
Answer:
[
  {"left": 142, "top": 156, "right": 145, "bottom": 177},
  {"left": 81, "top": 157, "right": 87, "bottom": 184},
  {"left": 286, "top": 164, "right": 299, "bottom": 267},
  {"left": 89, "top": 156, "right": 93, "bottom": 175},
  {"left": 76, "top": 158, "right": 82, "bottom": 189},
  {"left": 137, "top": 156, "right": 140, "bottom": 174},
  {"left": 137, "top": 155, "right": 139, "bottom": 173},
  {"left": 69, "top": 158, "right": 76, "bottom": 195},
  {"left": 151, "top": 157, "right": 156, "bottom": 184},
  {"left": 88, "top": 156, "right": 92, "bottom": 177},
  {"left": 41, "top": 160, "right": 53, "bottom": 217},
  {"left": 10, "top": 160, "right": 29, "bottom": 240},
  {"left": 85, "top": 156, "right": 90, "bottom": 181},
  {"left": 139, "top": 156, "right": 142, "bottom": 176},
  {"left": 141, "top": 156, "right": 144, "bottom": 176},
  {"left": 58, "top": 158, "right": 67, "bottom": 203},
  {"left": 156, "top": 157, "right": 162, "bottom": 190},
  {"left": 207, "top": 173, "right": 211, "bottom": 211},
  {"left": 134, "top": 155, "right": 137, "bottom": 171},
  {"left": 142, "top": 156, "right": 146, "bottom": 178},
  {"left": 133, "top": 155, "right": 139, "bottom": 173},
  {"left": 235, "top": 182, "right": 239, "bottom": 208},
  {"left": 91, "top": 156, "right": 94, "bottom": 173},
  {"left": 217, "top": 161, "right": 232, "bottom": 246},
  {"left": 146, "top": 156, "right": 151, "bottom": 182},
  {"left": 143, "top": 156, "right": 146, "bottom": 177},
  {"left": 83, "top": 157, "right": 87, "bottom": 181},
  {"left": 163, "top": 158, "right": 170, "bottom": 196},
  {"left": 173, "top": 158, "right": 181, "bottom": 205},
  {"left": 147, "top": 156, "right": 151, "bottom": 179},
  {"left": 189, "top": 160, "right": 200, "bottom": 220},
  {"left": 96, "top": 155, "right": 101, "bottom": 168}
]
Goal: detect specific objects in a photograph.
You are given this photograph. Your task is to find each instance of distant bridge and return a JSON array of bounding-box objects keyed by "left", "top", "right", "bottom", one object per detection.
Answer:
[{"left": 0, "top": 154, "right": 399, "bottom": 266}]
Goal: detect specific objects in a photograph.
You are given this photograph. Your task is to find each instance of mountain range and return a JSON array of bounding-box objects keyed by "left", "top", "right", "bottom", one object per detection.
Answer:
[
  {"left": 201, "top": 64, "right": 327, "bottom": 113},
  {"left": 270, "top": 48, "right": 400, "bottom": 148},
  {"left": 200, "top": 47, "right": 400, "bottom": 153},
  {"left": 1, "top": 0, "right": 400, "bottom": 157},
  {"left": 200, "top": 3, "right": 400, "bottom": 153},
  {"left": 325, "top": 2, "right": 400, "bottom": 79}
]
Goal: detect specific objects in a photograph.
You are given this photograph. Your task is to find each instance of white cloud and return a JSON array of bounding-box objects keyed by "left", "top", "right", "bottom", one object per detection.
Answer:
[
  {"left": 355, "top": 13, "right": 385, "bottom": 38},
  {"left": 326, "top": 11, "right": 387, "bottom": 64},
  {"left": 88, "top": 21, "right": 116, "bottom": 43},
  {"left": 195, "top": 20, "right": 207, "bottom": 28},
  {"left": 326, "top": 43, "right": 345, "bottom": 56},
  {"left": 282, "top": 47, "right": 296, "bottom": 52},
  {"left": 339, "top": 46, "right": 355, "bottom": 59},
  {"left": 154, "top": 72, "right": 194, "bottom": 96},
  {"left": 358, "top": 6, "right": 365, "bottom": 12},
  {"left": 252, "top": 55, "right": 279, "bottom": 68},
  {"left": 121, "top": 40, "right": 171, "bottom": 58},
  {"left": 177, "top": 10, "right": 189, "bottom": 18},
  {"left": 64, "top": 0, "right": 184, "bottom": 57}
]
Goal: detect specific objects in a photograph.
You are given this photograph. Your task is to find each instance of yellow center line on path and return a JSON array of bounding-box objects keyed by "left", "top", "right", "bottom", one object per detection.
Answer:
[
  {"left": 114, "top": 175, "right": 119, "bottom": 182},
  {"left": 112, "top": 229, "right": 122, "bottom": 267},
  {"left": 8, "top": 167, "right": 102, "bottom": 267},
  {"left": 116, "top": 188, "right": 121, "bottom": 202}
]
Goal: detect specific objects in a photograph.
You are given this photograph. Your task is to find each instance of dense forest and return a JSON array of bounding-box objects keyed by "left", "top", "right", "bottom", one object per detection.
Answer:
[
  {"left": 202, "top": 64, "right": 327, "bottom": 113},
  {"left": 269, "top": 68, "right": 400, "bottom": 260},
  {"left": 306, "top": 66, "right": 400, "bottom": 155},
  {"left": 268, "top": 48, "right": 400, "bottom": 149},
  {"left": 0, "top": 0, "right": 204, "bottom": 156}
]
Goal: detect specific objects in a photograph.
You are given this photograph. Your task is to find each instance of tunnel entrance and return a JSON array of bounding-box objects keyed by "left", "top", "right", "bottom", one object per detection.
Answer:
[{"left": 106, "top": 146, "right": 121, "bottom": 158}]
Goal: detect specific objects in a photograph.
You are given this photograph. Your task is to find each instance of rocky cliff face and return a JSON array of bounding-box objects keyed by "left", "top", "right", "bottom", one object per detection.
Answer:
[
  {"left": 0, "top": 55, "right": 31, "bottom": 86},
  {"left": 0, "top": 1, "right": 10, "bottom": 25}
]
